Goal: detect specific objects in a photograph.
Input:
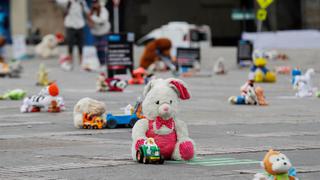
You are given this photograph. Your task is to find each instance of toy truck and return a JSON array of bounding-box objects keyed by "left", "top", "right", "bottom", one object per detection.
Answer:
[
  {"left": 82, "top": 112, "right": 105, "bottom": 129},
  {"left": 136, "top": 138, "right": 164, "bottom": 164},
  {"left": 106, "top": 113, "right": 138, "bottom": 129}
]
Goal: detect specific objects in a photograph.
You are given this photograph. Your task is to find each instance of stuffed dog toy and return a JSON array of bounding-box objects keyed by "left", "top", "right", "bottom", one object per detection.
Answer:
[
  {"left": 73, "top": 97, "right": 107, "bottom": 128},
  {"left": 35, "top": 34, "right": 59, "bottom": 58},
  {"left": 131, "top": 78, "right": 195, "bottom": 161}
]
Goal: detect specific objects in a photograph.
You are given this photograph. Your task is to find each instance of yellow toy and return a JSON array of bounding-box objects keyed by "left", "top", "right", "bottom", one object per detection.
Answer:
[
  {"left": 82, "top": 112, "right": 105, "bottom": 129},
  {"left": 249, "top": 50, "right": 276, "bottom": 83},
  {"left": 36, "top": 64, "right": 53, "bottom": 86}
]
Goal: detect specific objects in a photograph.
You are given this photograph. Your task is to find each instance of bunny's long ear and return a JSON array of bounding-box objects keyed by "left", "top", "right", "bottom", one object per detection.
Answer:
[
  {"left": 143, "top": 79, "right": 155, "bottom": 97},
  {"left": 167, "top": 78, "right": 190, "bottom": 100}
]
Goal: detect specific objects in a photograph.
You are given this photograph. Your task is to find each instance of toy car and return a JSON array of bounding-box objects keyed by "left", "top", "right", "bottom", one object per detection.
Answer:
[
  {"left": 82, "top": 112, "right": 105, "bottom": 129},
  {"left": 106, "top": 113, "right": 139, "bottom": 129},
  {"left": 136, "top": 138, "right": 164, "bottom": 164}
]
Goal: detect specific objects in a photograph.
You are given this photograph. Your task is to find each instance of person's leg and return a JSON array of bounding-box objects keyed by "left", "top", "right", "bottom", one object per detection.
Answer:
[
  {"left": 66, "top": 28, "right": 74, "bottom": 61},
  {"left": 95, "top": 35, "right": 106, "bottom": 66},
  {"left": 76, "top": 28, "right": 84, "bottom": 65}
]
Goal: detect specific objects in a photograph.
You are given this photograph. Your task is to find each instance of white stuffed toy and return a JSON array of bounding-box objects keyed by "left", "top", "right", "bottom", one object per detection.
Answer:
[
  {"left": 73, "top": 97, "right": 107, "bottom": 128},
  {"left": 35, "top": 34, "right": 59, "bottom": 58},
  {"left": 131, "top": 78, "right": 195, "bottom": 161}
]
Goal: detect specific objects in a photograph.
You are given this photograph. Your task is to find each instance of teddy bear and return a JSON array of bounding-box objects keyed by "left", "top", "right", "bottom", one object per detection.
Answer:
[
  {"left": 35, "top": 34, "right": 59, "bottom": 59},
  {"left": 249, "top": 49, "right": 276, "bottom": 83},
  {"left": 253, "top": 149, "right": 298, "bottom": 180},
  {"left": 139, "top": 38, "right": 172, "bottom": 70},
  {"left": 131, "top": 78, "right": 195, "bottom": 161},
  {"left": 73, "top": 97, "right": 107, "bottom": 128}
]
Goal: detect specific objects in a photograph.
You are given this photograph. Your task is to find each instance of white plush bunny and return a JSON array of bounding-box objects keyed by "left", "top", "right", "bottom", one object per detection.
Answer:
[
  {"left": 131, "top": 78, "right": 195, "bottom": 161},
  {"left": 35, "top": 34, "right": 59, "bottom": 59}
]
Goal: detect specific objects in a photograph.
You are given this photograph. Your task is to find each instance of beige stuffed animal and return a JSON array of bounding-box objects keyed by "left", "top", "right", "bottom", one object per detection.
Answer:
[
  {"left": 35, "top": 34, "right": 59, "bottom": 58},
  {"left": 73, "top": 97, "right": 107, "bottom": 128}
]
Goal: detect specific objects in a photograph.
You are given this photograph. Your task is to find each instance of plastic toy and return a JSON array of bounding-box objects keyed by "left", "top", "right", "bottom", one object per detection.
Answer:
[
  {"left": 128, "top": 67, "right": 146, "bottom": 85},
  {"left": 291, "top": 68, "right": 302, "bottom": 85},
  {"left": 213, "top": 57, "right": 226, "bottom": 75},
  {"left": 249, "top": 50, "right": 276, "bottom": 83},
  {"left": 253, "top": 149, "right": 299, "bottom": 180},
  {"left": 36, "top": 64, "right": 53, "bottom": 86},
  {"left": 136, "top": 138, "right": 164, "bottom": 164},
  {"left": 132, "top": 78, "right": 195, "bottom": 161},
  {"left": 293, "top": 68, "right": 316, "bottom": 97},
  {"left": 20, "top": 83, "right": 65, "bottom": 113},
  {"left": 73, "top": 97, "right": 107, "bottom": 129},
  {"left": 106, "top": 113, "right": 139, "bottom": 129},
  {"left": 82, "top": 112, "right": 105, "bottom": 129},
  {"left": 96, "top": 73, "right": 127, "bottom": 92},
  {"left": 0, "top": 89, "right": 26, "bottom": 100}
]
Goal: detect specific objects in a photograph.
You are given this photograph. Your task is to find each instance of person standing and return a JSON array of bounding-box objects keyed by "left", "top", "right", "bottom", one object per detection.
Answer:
[
  {"left": 87, "top": 0, "right": 111, "bottom": 71},
  {"left": 63, "top": 0, "right": 89, "bottom": 69}
]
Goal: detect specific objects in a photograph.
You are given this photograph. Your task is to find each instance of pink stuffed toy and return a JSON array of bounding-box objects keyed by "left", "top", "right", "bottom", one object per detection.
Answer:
[{"left": 131, "top": 78, "right": 195, "bottom": 161}]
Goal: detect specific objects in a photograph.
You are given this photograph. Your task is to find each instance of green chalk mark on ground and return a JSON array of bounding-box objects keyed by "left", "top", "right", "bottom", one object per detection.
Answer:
[{"left": 167, "top": 157, "right": 260, "bottom": 167}]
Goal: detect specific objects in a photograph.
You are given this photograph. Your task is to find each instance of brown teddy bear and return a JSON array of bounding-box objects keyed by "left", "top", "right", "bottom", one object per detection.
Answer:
[{"left": 139, "top": 38, "right": 172, "bottom": 69}]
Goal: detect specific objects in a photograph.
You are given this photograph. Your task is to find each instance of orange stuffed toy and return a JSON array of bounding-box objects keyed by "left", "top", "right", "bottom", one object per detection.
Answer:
[
  {"left": 253, "top": 149, "right": 298, "bottom": 180},
  {"left": 139, "top": 38, "right": 172, "bottom": 69}
]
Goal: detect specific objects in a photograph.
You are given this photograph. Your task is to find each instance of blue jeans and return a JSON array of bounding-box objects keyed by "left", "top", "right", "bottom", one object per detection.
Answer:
[{"left": 94, "top": 35, "right": 107, "bottom": 66}]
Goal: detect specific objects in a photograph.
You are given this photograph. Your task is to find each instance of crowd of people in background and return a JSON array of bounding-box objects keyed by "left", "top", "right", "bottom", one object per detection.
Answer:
[{"left": 57, "top": 0, "right": 110, "bottom": 71}]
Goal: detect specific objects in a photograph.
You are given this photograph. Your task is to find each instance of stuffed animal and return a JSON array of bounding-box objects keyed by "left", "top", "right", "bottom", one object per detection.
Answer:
[
  {"left": 249, "top": 50, "right": 276, "bottom": 83},
  {"left": 255, "top": 86, "right": 268, "bottom": 106},
  {"left": 253, "top": 149, "right": 298, "bottom": 180},
  {"left": 20, "top": 83, "right": 65, "bottom": 113},
  {"left": 96, "top": 73, "right": 127, "bottom": 92},
  {"left": 229, "top": 80, "right": 257, "bottom": 105},
  {"left": 139, "top": 38, "right": 172, "bottom": 70},
  {"left": 8, "top": 59, "right": 23, "bottom": 78},
  {"left": 293, "top": 68, "right": 316, "bottom": 97},
  {"left": 0, "top": 89, "right": 26, "bottom": 100},
  {"left": 35, "top": 34, "right": 59, "bottom": 58},
  {"left": 131, "top": 78, "right": 195, "bottom": 161},
  {"left": 73, "top": 97, "right": 107, "bottom": 128}
]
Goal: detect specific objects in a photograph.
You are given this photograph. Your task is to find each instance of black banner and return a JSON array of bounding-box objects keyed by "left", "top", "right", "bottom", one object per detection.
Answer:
[{"left": 106, "top": 33, "right": 134, "bottom": 77}]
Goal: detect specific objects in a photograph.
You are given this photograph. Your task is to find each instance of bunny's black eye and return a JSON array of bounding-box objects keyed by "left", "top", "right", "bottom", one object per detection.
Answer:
[
  {"left": 170, "top": 100, "right": 173, "bottom": 104},
  {"left": 155, "top": 101, "right": 160, "bottom": 105},
  {"left": 277, "top": 158, "right": 280, "bottom": 161}
]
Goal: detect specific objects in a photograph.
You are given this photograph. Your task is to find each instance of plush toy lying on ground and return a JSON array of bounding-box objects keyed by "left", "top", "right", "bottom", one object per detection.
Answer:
[
  {"left": 96, "top": 73, "right": 128, "bottom": 92},
  {"left": 253, "top": 149, "right": 299, "bottom": 180},
  {"left": 35, "top": 34, "right": 60, "bottom": 58},
  {"left": 20, "top": 83, "right": 65, "bottom": 113},
  {"left": 0, "top": 89, "right": 26, "bottom": 100},
  {"left": 229, "top": 80, "right": 268, "bottom": 106},
  {"left": 132, "top": 78, "right": 195, "bottom": 161},
  {"left": 293, "top": 68, "right": 316, "bottom": 97},
  {"left": 73, "top": 97, "right": 107, "bottom": 128},
  {"left": 249, "top": 50, "right": 276, "bottom": 83}
]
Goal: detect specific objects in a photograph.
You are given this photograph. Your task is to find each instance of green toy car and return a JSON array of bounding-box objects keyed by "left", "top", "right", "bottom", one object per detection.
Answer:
[{"left": 136, "top": 138, "right": 164, "bottom": 164}]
